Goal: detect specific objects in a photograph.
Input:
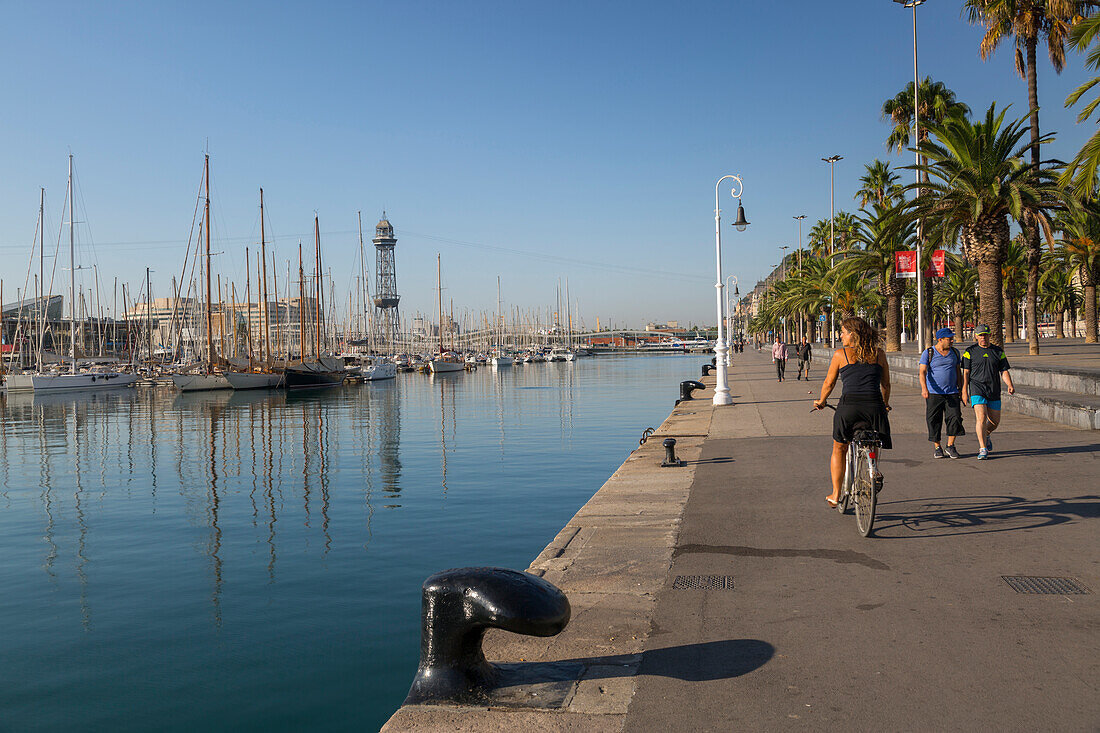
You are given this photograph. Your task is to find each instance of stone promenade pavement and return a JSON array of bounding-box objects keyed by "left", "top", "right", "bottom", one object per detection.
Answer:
[{"left": 625, "top": 347, "right": 1099, "bottom": 731}]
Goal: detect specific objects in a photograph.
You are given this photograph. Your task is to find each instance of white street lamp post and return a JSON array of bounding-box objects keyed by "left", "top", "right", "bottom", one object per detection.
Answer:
[
  {"left": 725, "top": 275, "right": 739, "bottom": 365},
  {"left": 794, "top": 214, "right": 806, "bottom": 340},
  {"left": 713, "top": 174, "right": 748, "bottom": 406},
  {"left": 822, "top": 155, "right": 842, "bottom": 346}
]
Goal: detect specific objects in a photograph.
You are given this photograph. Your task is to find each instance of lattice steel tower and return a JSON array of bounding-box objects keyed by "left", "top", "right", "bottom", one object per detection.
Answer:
[{"left": 373, "top": 213, "right": 401, "bottom": 349}]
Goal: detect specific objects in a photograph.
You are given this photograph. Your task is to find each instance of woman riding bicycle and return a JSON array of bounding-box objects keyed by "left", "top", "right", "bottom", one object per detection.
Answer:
[{"left": 813, "top": 317, "right": 892, "bottom": 507}]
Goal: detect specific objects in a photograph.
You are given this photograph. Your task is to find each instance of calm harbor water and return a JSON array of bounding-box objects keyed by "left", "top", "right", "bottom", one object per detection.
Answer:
[{"left": 0, "top": 354, "right": 700, "bottom": 731}]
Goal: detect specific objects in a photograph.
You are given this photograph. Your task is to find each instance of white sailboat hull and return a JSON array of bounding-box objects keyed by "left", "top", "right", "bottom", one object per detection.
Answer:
[
  {"left": 172, "top": 373, "right": 232, "bottom": 392},
  {"left": 491, "top": 356, "right": 513, "bottom": 367},
  {"left": 224, "top": 371, "right": 283, "bottom": 390},
  {"left": 361, "top": 363, "right": 397, "bottom": 381},
  {"left": 31, "top": 372, "right": 138, "bottom": 392},
  {"left": 429, "top": 359, "right": 465, "bottom": 373}
]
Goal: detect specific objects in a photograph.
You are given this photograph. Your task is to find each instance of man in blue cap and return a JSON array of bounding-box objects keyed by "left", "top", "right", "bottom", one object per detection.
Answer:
[
  {"left": 962, "top": 325, "right": 1016, "bottom": 460},
  {"left": 920, "top": 327, "right": 964, "bottom": 458}
]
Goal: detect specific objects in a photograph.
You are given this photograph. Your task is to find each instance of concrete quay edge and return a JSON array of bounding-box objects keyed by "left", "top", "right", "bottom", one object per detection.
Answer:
[
  {"left": 810, "top": 346, "right": 1100, "bottom": 429},
  {"left": 381, "top": 377, "right": 718, "bottom": 732}
]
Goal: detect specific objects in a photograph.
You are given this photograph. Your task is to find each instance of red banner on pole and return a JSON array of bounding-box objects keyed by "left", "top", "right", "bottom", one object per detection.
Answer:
[
  {"left": 926, "top": 249, "right": 946, "bottom": 277},
  {"left": 895, "top": 251, "right": 917, "bottom": 279}
]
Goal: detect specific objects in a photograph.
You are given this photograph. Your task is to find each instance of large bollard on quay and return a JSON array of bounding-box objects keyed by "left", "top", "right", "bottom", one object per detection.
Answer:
[
  {"left": 701, "top": 364, "right": 715, "bottom": 377},
  {"left": 677, "top": 379, "right": 706, "bottom": 405},
  {"left": 402, "top": 567, "right": 571, "bottom": 705},
  {"left": 661, "top": 437, "right": 685, "bottom": 467}
]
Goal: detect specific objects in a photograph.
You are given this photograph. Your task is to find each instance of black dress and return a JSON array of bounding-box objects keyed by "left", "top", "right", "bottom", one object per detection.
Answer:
[{"left": 832, "top": 350, "right": 892, "bottom": 449}]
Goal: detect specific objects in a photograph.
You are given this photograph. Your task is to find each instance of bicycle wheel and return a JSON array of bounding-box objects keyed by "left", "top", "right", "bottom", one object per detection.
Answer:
[{"left": 853, "top": 447, "right": 876, "bottom": 537}]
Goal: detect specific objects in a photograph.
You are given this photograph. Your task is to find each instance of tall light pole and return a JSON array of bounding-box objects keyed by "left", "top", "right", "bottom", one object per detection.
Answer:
[
  {"left": 726, "top": 275, "right": 739, "bottom": 362},
  {"left": 713, "top": 174, "right": 749, "bottom": 406},
  {"left": 794, "top": 214, "right": 806, "bottom": 340},
  {"left": 896, "top": 0, "right": 926, "bottom": 352},
  {"left": 822, "top": 155, "right": 842, "bottom": 346}
]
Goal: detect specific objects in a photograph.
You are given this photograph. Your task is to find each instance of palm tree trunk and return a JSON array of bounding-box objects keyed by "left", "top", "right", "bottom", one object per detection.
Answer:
[
  {"left": 1025, "top": 36, "right": 1042, "bottom": 354},
  {"left": 1054, "top": 308, "right": 1066, "bottom": 339},
  {"left": 1085, "top": 284, "right": 1098, "bottom": 344},
  {"left": 979, "top": 262, "right": 1005, "bottom": 347},
  {"left": 1003, "top": 293, "right": 1015, "bottom": 343},
  {"left": 885, "top": 292, "right": 901, "bottom": 351},
  {"left": 953, "top": 302, "right": 964, "bottom": 334}
]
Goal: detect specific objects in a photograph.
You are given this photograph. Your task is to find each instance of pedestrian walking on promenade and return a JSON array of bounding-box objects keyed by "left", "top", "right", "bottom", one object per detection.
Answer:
[
  {"left": 920, "top": 327, "right": 964, "bottom": 459},
  {"left": 962, "top": 325, "right": 1015, "bottom": 460},
  {"left": 772, "top": 337, "right": 788, "bottom": 382},
  {"left": 795, "top": 337, "right": 812, "bottom": 380},
  {"left": 813, "top": 317, "right": 892, "bottom": 507}
]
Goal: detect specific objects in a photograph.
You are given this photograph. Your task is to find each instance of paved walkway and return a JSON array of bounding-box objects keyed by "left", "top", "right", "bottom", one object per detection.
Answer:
[{"left": 624, "top": 349, "right": 1099, "bottom": 731}]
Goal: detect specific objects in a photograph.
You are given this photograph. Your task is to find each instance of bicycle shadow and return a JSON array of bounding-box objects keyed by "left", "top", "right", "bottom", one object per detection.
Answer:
[
  {"left": 872, "top": 493, "right": 1100, "bottom": 538},
  {"left": 988, "top": 443, "right": 1100, "bottom": 458}
]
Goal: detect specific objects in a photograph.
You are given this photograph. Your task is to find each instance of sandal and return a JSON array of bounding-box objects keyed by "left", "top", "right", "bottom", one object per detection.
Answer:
[{"left": 825, "top": 496, "right": 839, "bottom": 508}]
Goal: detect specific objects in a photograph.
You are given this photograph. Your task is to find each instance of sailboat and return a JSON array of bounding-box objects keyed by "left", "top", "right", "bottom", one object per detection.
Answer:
[
  {"left": 429, "top": 255, "right": 464, "bottom": 374},
  {"left": 284, "top": 217, "right": 345, "bottom": 389},
  {"left": 173, "top": 155, "right": 231, "bottom": 392},
  {"left": 225, "top": 188, "right": 283, "bottom": 390},
  {"left": 32, "top": 155, "right": 138, "bottom": 393}
]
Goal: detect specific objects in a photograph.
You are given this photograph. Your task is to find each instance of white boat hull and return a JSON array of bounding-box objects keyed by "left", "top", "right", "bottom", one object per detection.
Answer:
[
  {"left": 31, "top": 372, "right": 138, "bottom": 392},
  {"left": 491, "top": 356, "right": 513, "bottom": 367},
  {"left": 172, "top": 373, "right": 232, "bottom": 392},
  {"left": 224, "top": 371, "right": 283, "bottom": 390},
  {"left": 429, "top": 359, "right": 465, "bottom": 373},
  {"left": 362, "top": 363, "right": 397, "bottom": 381}
]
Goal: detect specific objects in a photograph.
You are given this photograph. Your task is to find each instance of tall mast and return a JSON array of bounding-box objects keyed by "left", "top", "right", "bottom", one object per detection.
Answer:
[
  {"left": 298, "top": 243, "right": 306, "bottom": 361},
  {"left": 437, "top": 253, "right": 444, "bottom": 354},
  {"left": 37, "top": 188, "right": 46, "bottom": 365},
  {"left": 358, "top": 212, "right": 368, "bottom": 345},
  {"left": 260, "top": 188, "right": 270, "bottom": 364},
  {"left": 146, "top": 267, "right": 153, "bottom": 361},
  {"left": 314, "top": 216, "right": 323, "bottom": 357},
  {"left": 68, "top": 154, "right": 76, "bottom": 373},
  {"left": 204, "top": 154, "right": 214, "bottom": 374},
  {"left": 245, "top": 246, "right": 253, "bottom": 370}
]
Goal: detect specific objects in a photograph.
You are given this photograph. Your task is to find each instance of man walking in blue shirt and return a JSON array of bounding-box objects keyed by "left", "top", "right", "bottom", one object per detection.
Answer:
[{"left": 920, "top": 327, "right": 964, "bottom": 459}]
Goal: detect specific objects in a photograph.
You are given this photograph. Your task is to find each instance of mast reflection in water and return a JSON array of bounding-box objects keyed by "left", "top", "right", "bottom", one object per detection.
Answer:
[{"left": 0, "top": 354, "right": 699, "bottom": 730}]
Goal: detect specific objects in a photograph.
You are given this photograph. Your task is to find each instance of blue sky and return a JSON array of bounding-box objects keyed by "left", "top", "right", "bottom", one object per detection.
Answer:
[{"left": 0, "top": 1, "right": 1095, "bottom": 328}]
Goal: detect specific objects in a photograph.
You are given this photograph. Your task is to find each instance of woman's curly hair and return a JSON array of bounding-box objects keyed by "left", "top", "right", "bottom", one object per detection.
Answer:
[{"left": 840, "top": 316, "right": 880, "bottom": 364}]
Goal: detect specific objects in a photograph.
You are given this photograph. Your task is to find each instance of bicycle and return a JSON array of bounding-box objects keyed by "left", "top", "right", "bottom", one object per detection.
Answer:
[{"left": 814, "top": 403, "right": 884, "bottom": 537}]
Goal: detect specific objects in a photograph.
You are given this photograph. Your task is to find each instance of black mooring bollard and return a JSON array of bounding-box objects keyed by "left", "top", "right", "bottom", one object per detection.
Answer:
[
  {"left": 662, "top": 438, "right": 685, "bottom": 467},
  {"left": 402, "top": 567, "right": 571, "bottom": 705},
  {"left": 701, "top": 364, "right": 715, "bottom": 377},
  {"left": 678, "top": 380, "right": 706, "bottom": 404}
]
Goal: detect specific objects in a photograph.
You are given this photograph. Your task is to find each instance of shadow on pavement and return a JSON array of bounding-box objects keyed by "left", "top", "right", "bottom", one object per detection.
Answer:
[
  {"left": 990, "top": 443, "right": 1100, "bottom": 458},
  {"left": 688, "top": 457, "right": 734, "bottom": 465},
  {"left": 636, "top": 639, "right": 774, "bottom": 681},
  {"left": 874, "top": 494, "right": 1100, "bottom": 538}
]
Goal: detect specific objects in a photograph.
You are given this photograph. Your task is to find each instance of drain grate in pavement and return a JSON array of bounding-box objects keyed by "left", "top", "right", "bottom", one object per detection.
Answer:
[
  {"left": 672, "top": 575, "right": 734, "bottom": 590},
  {"left": 1001, "top": 576, "right": 1092, "bottom": 595}
]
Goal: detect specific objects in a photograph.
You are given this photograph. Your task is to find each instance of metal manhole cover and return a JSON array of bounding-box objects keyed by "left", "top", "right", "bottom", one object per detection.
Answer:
[
  {"left": 1001, "top": 576, "right": 1092, "bottom": 595},
  {"left": 672, "top": 575, "right": 734, "bottom": 590}
]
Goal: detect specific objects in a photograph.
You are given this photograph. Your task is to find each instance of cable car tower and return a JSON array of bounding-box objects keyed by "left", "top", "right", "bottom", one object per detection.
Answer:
[{"left": 373, "top": 213, "right": 401, "bottom": 349}]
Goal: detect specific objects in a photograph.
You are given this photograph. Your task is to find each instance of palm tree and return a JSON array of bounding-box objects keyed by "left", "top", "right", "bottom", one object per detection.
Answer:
[
  {"left": 939, "top": 266, "right": 980, "bottom": 337},
  {"left": 856, "top": 160, "right": 904, "bottom": 207},
  {"left": 1058, "top": 201, "right": 1100, "bottom": 341},
  {"left": 965, "top": 0, "right": 1095, "bottom": 354},
  {"left": 1002, "top": 235, "right": 1028, "bottom": 342},
  {"left": 1040, "top": 266, "right": 1079, "bottom": 337},
  {"left": 883, "top": 78, "right": 971, "bottom": 153},
  {"left": 909, "top": 103, "right": 1062, "bottom": 346},
  {"left": 883, "top": 77, "right": 970, "bottom": 347},
  {"left": 839, "top": 204, "right": 916, "bottom": 350},
  {"left": 1061, "top": 15, "right": 1100, "bottom": 195}
]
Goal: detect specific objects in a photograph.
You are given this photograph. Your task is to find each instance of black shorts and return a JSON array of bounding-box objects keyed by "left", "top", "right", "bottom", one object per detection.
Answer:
[{"left": 833, "top": 395, "right": 892, "bottom": 449}]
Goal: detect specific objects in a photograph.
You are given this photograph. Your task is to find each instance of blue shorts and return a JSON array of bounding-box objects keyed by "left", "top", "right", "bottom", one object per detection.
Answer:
[{"left": 970, "top": 396, "right": 1001, "bottom": 410}]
